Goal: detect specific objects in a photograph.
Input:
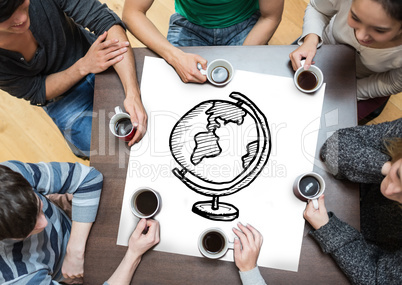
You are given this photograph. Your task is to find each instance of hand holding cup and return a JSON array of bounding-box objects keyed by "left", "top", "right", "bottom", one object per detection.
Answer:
[
  {"left": 294, "top": 61, "right": 324, "bottom": 93},
  {"left": 109, "top": 106, "right": 136, "bottom": 142},
  {"left": 198, "top": 227, "right": 234, "bottom": 259},
  {"left": 197, "top": 59, "right": 234, "bottom": 86},
  {"left": 303, "top": 195, "right": 330, "bottom": 230},
  {"left": 232, "top": 223, "right": 263, "bottom": 272},
  {"left": 293, "top": 172, "right": 326, "bottom": 209}
]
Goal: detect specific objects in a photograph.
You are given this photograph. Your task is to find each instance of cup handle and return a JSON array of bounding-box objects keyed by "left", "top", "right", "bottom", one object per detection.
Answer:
[
  {"left": 228, "top": 241, "right": 235, "bottom": 250},
  {"left": 115, "top": 106, "right": 123, "bottom": 114},
  {"left": 311, "top": 198, "right": 319, "bottom": 210},
  {"left": 197, "top": 63, "right": 207, "bottom": 76}
]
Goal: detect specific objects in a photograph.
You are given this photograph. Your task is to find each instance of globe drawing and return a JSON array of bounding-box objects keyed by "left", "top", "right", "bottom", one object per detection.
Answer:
[{"left": 170, "top": 92, "right": 271, "bottom": 221}]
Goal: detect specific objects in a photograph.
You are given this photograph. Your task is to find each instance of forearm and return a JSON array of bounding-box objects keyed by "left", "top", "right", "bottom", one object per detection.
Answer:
[
  {"left": 106, "top": 25, "right": 140, "bottom": 99},
  {"left": 239, "top": 266, "right": 267, "bottom": 285},
  {"left": 106, "top": 251, "right": 142, "bottom": 285},
  {"left": 311, "top": 213, "right": 402, "bottom": 284},
  {"left": 244, "top": 0, "right": 284, "bottom": 45},
  {"left": 357, "top": 68, "right": 402, "bottom": 100},
  {"left": 300, "top": 2, "right": 332, "bottom": 46},
  {"left": 66, "top": 221, "right": 93, "bottom": 259},
  {"left": 122, "top": 8, "right": 183, "bottom": 68},
  {"left": 319, "top": 122, "right": 399, "bottom": 183},
  {"left": 243, "top": 15, "right": 282, "bottom": 45},
  {"left": 45, "top": 58, "right": 88, "bottom": 100}
]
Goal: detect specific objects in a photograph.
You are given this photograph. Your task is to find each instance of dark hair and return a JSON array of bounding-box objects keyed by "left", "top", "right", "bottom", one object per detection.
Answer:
[
  {"left": 372, "top": 0, "right": 402, "bottom": 21},
  {"left": 0, "top": 0, "right": 25, "bottom": 22},
  {"left": 0, "top": 165, "right": 38, "bottom": 240}
]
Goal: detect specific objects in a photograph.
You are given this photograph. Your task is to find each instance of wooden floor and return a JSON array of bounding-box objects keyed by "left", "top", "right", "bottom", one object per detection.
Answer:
[{"left": 0, "top": 0, "right": 401, "bottom": 164}]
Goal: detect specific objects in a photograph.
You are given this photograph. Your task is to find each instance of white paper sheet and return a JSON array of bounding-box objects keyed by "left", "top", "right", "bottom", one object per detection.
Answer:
[{"left": 117, "top": 57, "right": 326, "bottom": 272}]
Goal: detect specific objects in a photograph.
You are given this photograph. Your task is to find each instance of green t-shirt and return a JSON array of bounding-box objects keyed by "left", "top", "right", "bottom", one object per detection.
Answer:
[{"left": 175, "top": 0, "right": 259, "bottom": 28}]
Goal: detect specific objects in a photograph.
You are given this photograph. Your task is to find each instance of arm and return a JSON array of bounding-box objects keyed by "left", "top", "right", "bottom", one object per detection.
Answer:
[
  {"left": 44, "top": 0, "right": 131, "bottom": 101},
  {"left": 0, "top": 161, "right": 103, "bottom": 281},
  {"left": 105, "top": 219, "right": 160, "bottom": 285},
  {"left": 122, "top": 0, "right": 207, "bottom": 84},
  {"left": 243, "top": 0, "right": 284, "bottom": 46},
  {"left": 232, "top": 223, "right": 267, "bottom": 285},
  {"left": 44, "top": 31, "right": 129, "bottom": 100},
  {"left": 304, "top": 196, "right": 402, "bottom": 284},
  {"left": 105, "top": 24, "right": 147, "bottom": 145},
  {"left": 62, "top": 221, "right": 93, "bottom": 280},
  {"left": 1, "top": 161, "right": 103, "bottom": 221},
  {"left": 289, "top": 0, "right": 338, "bottom": 70},
  {"left": 0, "top": 0, "right": 129, "bottom": 105},
  {"left": 357, "top": 68, "right": 402, "bottom": 100},
  {"left": 319, "top": 119, "right": 402, "bottom": 183}
]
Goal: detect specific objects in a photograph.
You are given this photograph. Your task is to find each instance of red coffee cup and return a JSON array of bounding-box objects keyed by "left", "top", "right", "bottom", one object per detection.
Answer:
[{"left": 109, "top": 106, "right": 135, "bottom": 142}]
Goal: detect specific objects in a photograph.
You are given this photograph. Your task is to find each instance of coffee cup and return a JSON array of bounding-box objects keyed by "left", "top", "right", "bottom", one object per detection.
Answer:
[
  {"left": 109, "top": 106, "right": 135, "bottom": 142},
  {"left": 294, "top": 61, "right": 324, "bottom": 93},
  {"left": 198, "top": 59, "right": 234, "bottom": 86},
  {"left": 198, "top": 227, "right": 234, "bottom": 259},
  {"left": 293, "top": 172, "right": 325, "bottom": 209},
  {"left": 130, "top": 187, "right": 161, "bottom": 219}
]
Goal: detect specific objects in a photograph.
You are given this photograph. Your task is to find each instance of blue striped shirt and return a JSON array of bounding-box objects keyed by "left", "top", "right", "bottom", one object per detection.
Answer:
[{"left": 0, "top": 161, "right": 103, "bottom": 284}]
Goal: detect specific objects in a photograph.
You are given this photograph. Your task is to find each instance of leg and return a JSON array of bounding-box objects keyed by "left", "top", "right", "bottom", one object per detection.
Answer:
[
  {"left": 43, "top": 74, "right": 95, "bottom": 159},
  {"left": 167, "top": 13, "right": 214, "bottom": 47}
]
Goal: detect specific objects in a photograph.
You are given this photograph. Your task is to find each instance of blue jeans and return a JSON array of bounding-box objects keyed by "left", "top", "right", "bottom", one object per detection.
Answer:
[
  {"left": 167, "top": 12, "right": 261, "bottom": 46},
  {"left": 43, "top": 74, "right": 94, "bottom": 158}
]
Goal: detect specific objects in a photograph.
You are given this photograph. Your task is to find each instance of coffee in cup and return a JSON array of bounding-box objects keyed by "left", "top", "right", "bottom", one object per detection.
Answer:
[
  {"left": 210, "top": 66, "right": 230, "bottom": 84},
  {"left": 293, "top": 172, "right": 325, "bottom": 209},
  {"left": 198, "top": 227, "right": 234, "bottom": 259},
  {"left": 130, "top": 187, "right": 161, "bottom": 219},
  {"left": 297, "top": 70, "right": 318, "bottom": 91},
  {"left": 109, "top": 106, "right": 135, "bottom": 142},
  {"left": 198, "top": 59, "right": 234, "bottom": 86},
  {"left": 293, "top": 62, "right": 324, "bottom": 93}
]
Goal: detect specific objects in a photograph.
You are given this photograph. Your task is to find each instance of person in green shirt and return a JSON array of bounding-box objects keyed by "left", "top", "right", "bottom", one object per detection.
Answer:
[{"left": 122, "top": 0, "right": 283, "bottom": 84}]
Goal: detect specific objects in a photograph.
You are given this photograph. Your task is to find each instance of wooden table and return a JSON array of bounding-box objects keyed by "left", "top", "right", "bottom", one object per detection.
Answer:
[{"left": 85, "top": 45, "right": 358, "bottom": 284}]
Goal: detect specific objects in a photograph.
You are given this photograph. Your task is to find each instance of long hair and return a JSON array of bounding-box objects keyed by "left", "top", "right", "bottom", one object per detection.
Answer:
[
  {"left": 0, "top": 165, "right": 38, "bottom": 240},
  {"left": 0, "top": 0, "right": 25, "bottom": 22}
]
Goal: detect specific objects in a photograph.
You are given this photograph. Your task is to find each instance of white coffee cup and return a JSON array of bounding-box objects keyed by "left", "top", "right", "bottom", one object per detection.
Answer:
[
  {"left": 293, "top": 172, "right": 326, "bottom": 209},
  {"left": 198, "top": 59, "right": 234, "bottom": 86},
  {"left": 109, "top": 106, "right": 135, "bottom": 142},
  {"left": 130, "top": 187, "right": 161, "bottom": 219},
  {"left": 294, "top": 61, "right": 324, "bottom": 93},
  {"left": 198, "top": 227, "right": 234, "bottom": 259}
]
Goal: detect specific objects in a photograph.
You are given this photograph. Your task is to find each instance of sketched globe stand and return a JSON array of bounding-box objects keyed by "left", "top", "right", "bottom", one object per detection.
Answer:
[{"left": 170, "top": 92, "right": 271, "bottom": 221}]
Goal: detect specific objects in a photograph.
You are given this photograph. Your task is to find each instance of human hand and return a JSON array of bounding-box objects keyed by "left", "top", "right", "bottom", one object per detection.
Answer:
[
  {"left": 303, "top": 195, "right": 329, "bottom": 230},
  {"left": 170, "top": 51, "right": 208, "bottom": 83},
  {"left": 289, "top": 34, "right": 319, "bottom": 71},
  {"left": 79, "top": 31, "right": 130, "bottom": 76},
  {"left": 232, "top": 223, "right": 263, "bottom": 272},
  {"left": 61, "top": 246, "right": 84, "bottom": 280},
  {"left": 123, "top": 94, "right": 148, "bottom": 146},
  {"left": 127, "top": 218, "right": 160, "bottom": 259}
]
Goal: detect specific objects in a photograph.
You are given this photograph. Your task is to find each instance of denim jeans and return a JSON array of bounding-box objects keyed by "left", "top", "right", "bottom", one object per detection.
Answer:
[
  {"left": 167, "top": 11, "right": 261, "bottom": 46},
  {"left": 43, "top": 73, "right": 95, "bottom": 158}
]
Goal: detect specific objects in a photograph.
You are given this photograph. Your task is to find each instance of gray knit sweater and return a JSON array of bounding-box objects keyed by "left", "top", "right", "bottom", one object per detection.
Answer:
[{"left": 312, "top": 118, "right": 402, "bottom": 285}]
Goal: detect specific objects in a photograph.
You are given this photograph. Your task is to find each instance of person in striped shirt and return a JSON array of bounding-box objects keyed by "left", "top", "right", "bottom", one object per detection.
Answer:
[{"left": 0, "top": 161, "right": 160, "bottom": 284}]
